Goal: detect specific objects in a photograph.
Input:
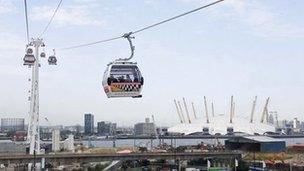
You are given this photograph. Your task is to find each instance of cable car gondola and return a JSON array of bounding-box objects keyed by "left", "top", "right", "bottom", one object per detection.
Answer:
[
  {"left": 23, "top": 46, "right": 35, "bottom": 66},
  {"left": 102, "top": 33, "right": 144, "bottom": 98},
  {"left": 48, "top": 49, "right": 57, "bottom": 65}
]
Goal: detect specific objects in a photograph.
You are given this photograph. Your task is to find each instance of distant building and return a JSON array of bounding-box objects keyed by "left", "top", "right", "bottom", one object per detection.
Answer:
[
  {"left": 52, "top": 129, "right": 60, "bottom": 152},
  {"left": 97, "top": 121, "right": 117, "bottom": 136},
  {"left": 1, "top": 118, "right": 25, "bottom": 132},
  {"left": 64, "top": 124, "right": 83, "bottom": 133},
  {"left": 134, "top": 118, "right": 155, "bottom": 136},
  {"left": 84, "top": 113, "right": 94, "bottom": 135},
  {"left": 268, "top": 114, "right": 274, "bottom": 125}
]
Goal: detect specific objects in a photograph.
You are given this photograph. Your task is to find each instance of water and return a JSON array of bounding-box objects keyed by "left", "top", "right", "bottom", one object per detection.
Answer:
[{"left": 84, "top": 137, "right": 304, "bottom": 148}]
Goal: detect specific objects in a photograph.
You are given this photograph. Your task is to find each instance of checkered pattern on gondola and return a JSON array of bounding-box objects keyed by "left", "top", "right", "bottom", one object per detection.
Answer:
[{"left": 112, "top": 83, "right": 141, "bottom": 91}]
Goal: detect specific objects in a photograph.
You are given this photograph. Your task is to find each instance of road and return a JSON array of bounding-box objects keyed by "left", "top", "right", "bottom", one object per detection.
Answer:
[{"left": 0, "top": 151, "right": 242, "bottom": 165}]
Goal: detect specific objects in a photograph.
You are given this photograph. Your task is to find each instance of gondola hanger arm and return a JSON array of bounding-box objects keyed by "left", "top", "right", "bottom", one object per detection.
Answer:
[{"left": 117, "top": 32, "right": 135, "bottom": 61}]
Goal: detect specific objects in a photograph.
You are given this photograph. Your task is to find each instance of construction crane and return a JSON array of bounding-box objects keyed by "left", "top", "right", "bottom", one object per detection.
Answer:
[{"left": 250, "top": 96, "right": 257, "bottom": 123}]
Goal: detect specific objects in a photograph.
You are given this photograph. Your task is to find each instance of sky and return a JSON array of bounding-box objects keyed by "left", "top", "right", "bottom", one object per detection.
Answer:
[{"left": 0, "top": 0, "right": 303, "bottom": 127}]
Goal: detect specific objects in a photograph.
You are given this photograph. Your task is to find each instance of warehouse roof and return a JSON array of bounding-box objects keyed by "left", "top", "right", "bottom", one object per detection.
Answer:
[{"left": 242, "top": 136, "right": 284, "bottom": 142}]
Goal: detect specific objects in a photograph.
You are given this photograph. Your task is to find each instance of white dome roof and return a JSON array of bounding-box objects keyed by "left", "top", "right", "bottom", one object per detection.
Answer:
[{"left": 168, "top": 115, "right": 275, "bottom": 135}]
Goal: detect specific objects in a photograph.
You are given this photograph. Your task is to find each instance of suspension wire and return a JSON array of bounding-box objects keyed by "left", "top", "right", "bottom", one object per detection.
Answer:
[
  {"left": 59, "top": 0, "right": 225, "bottom": 50},
  {"left": 133, "top": 0, "right": 225, "bottom": 34},
  {"left": 59, "top": 36, "right": 123, "bottom": 50},
  {"left": 39, "top": 0, "right": 63, "bottom": 38},
  {"left": 24, "top": 0, "right": 30, "bottom": 43}
]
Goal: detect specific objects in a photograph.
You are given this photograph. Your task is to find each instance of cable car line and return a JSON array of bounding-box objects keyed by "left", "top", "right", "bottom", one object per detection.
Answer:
[
  {"left": 23, "top": 0, "right": 30, "bottom": 43},
  {"left": 39, "top": 0, "right": 63, "bottom": 38},
  {"left": 132, "top": 0, "right": 225, "bottom": 34},
  {"left": 59, "top": 35, "right": 123, "bottom": 50},
  {"left": 58, "top": 0, "right": 225, "bottom": 51}
]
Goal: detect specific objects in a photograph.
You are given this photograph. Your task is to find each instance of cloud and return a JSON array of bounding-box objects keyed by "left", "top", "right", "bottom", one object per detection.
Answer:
[
  {"left": 0, "top": 32, "right": 24, "bottom": 51},
  {"left": 30, "top": 4, "right": 105, "bottom": 27},
  {"left": 0, "top": 0, "right": 16, "bottom": 14},
  {"left": 177, "top": 0, "right": 304, "bottom": 38},
  {"left": 227, "top": 1, "right": 304, "bottom": 38}
]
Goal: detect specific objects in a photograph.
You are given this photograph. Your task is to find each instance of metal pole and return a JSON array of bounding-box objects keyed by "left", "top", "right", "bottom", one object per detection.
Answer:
[
  {"left": 191, "top": 102, "right": 197, "bottom": 119},
  {"left": 204, "top": 96, "right": 209, "bottom": 123},
  {"left": 211, "top": 102, "right": 215, "bottom": 117},
  {"left": 174, "top": 99, "right": 183, "bottom": 123},
  {"left": 229, "top": 96, "right": 233, "bottom": 123},
  {"left": 177, "top": 101, "right": 186, "bottom": 123},
  {"left": 183, "top": 98, "right": 191, "bottom": 123}
]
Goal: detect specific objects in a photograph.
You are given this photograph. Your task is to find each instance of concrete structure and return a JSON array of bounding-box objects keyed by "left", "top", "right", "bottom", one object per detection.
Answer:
[
  {"left": 225, "top": 136, "right": 286, "bottom": 152},
  {"left": 52, "top": 129, "right": 60, "bottom": 152},
  {"left": 0, "top": 152, "right": 243, "bottom": 166},
  {"left": 134, "top": 118, "right": 155, "bottom": 136},
  {"left": 168, "top": 115, "right": 276, "bottom": 135},
  {"left": 63, "top": 134, "right": 75, "bottom": 152},
  {"left": 84, "top": 113, "right": 94, "bottom": 135},
  {"left": 1, "top": 118, "right": 25, "bottom": 132},
  {"left": 97, "top": 121, "right": 117, "bottom": 136},
  {"left": 0, "top": 140, "right": 26, "bottom": 154}
]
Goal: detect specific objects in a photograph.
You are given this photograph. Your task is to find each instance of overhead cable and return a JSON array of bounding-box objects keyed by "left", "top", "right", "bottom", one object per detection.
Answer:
[
  {"left": 39, "top": 0, "right": 63, "bottom": 38},
  {"left": 132, "top": 0, "right": 225, "bottom": 34},
  {"left": 24, "top": 0, "right": 30, "bottom": 43},
  {"left": 59, "top": 0, "right": 225, "bottom": 50},
  {"left": 59, "top": 36, "right": 123, "bottom": 50}
]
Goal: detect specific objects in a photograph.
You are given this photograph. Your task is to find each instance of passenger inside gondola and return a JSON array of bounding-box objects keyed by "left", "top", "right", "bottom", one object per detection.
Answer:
[
  {"left": 107, "top": 75, "right": 118, "bottom": 85},
  {"left": 126, "top": 75, "right": 132, "bottom": 82},
  {"left": 133, "top": 76, "right": 139, "bottom": 83},
  {"left": 118, "top": 76, "right": 125, "bottom": 82}
]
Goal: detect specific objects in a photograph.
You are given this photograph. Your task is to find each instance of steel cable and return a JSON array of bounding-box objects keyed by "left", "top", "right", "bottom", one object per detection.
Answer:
[
  {"left": 58, "top": 0, "right": 225, "bottom": 50},
  {"left": 39, "top": 0, "right": 63, "bottom": 38}
]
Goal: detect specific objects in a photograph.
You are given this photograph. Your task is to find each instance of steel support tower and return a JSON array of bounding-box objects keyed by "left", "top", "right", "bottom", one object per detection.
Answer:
[{"left": 27, "top": 38, "right": 44, "bottom": 155}]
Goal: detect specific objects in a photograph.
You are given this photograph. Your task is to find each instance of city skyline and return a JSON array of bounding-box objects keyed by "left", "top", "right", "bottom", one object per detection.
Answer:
[{"left": 0, "top": 0, "right": 304, "bottom": 126}]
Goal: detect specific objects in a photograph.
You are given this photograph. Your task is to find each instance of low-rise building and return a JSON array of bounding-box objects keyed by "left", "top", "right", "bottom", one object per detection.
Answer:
[
  {"left": 1, "top": 118, "right": 25, "bottom": 132},
  {"left": 97, "top": 121, "right": 117, "bottom": 136},
  {"left": 134, "top": 118, "right": 155, "bottom": 136}
]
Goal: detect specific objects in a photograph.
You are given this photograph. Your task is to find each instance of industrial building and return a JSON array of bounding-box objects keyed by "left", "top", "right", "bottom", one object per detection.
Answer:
[
  {"left": 1, "top": 118, "right": 25, "bottom": 132},
  {"left": 134, "top": 118, "right": 155, "bottom": 136},
  {"left": 84, "top": 113, "right": 94, "bottom": 135},
  {"left": 97, "top": 121, "right": 117, "bottom": 136},
  {"left": 225, "top": 136, "right": 286, "bottom": 152}
]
